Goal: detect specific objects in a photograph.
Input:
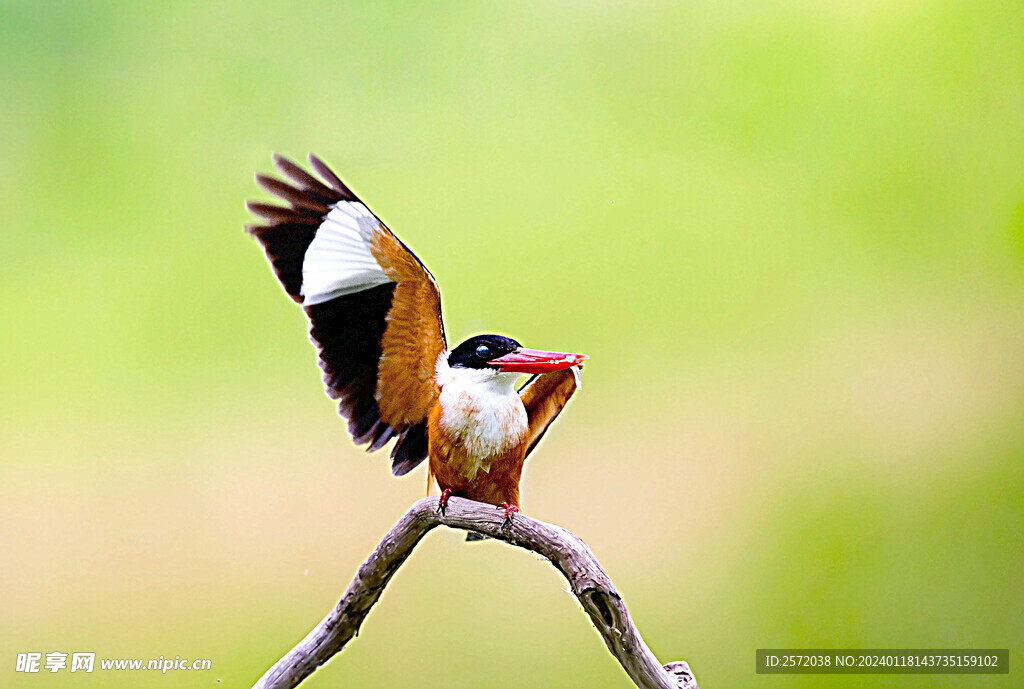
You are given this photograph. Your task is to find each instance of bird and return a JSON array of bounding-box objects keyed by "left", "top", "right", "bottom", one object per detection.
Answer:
[{"left": 246, "top": 153, "right": 586, "bottom": 527}]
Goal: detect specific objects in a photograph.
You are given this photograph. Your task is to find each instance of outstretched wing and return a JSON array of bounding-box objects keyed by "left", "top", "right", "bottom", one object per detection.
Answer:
[
  {"left": 247, "top": 154, "right": 446, "bottom": 476},
  {"left": 518, "top": 367, "right": 581, "bottom": 459}
]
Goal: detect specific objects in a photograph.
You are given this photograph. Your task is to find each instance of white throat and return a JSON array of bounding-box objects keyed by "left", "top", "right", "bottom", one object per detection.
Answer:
[
  {"left": 434, "top": 353, "right": 528, "bottom": 477},
  {"left": 435, "top": 354, "right": 521, "bottom": 395}
]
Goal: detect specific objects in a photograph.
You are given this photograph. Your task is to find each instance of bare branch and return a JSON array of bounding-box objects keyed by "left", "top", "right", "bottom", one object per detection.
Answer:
[{"left": 251, "top": 497, "right": 698, "bottom": 689}]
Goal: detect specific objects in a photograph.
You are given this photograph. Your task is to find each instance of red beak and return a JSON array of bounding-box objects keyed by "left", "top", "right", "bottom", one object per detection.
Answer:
[{"left": 488, "top": 348, "right": 588, "bottom": 374}]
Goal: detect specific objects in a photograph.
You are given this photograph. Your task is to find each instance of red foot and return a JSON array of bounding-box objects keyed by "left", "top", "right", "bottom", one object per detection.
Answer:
[
  {"left": 497, "top": 502, "right": 519, "bottom": 528},
  {"left": 437, "top": 488, "right": 453, "bottom": 516}
]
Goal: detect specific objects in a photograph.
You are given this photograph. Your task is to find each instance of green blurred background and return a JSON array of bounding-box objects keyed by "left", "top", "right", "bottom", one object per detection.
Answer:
[{"left": 2, "top": 1, "right": 1022, "bottom": 687}]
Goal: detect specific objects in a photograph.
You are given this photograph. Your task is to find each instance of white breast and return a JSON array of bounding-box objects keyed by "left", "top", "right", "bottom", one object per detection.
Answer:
[{"left": 435, "top": 355, "right": 528, "bottom": 480}]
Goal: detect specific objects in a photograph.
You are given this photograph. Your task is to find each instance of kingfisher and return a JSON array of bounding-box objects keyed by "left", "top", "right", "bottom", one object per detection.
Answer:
[{"left": 246, "top": 154, "right": 586, "bottom": 526}]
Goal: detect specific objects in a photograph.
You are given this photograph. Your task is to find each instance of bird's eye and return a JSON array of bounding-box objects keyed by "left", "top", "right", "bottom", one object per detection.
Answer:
[{"left": 475, "top": 344, "right": 491, "bottom": 359}]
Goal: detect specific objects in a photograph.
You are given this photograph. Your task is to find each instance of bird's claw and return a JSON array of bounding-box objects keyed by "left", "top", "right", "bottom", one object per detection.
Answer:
[
  {"left": 437, "top": 488, "right": 453, "bottom": 516},
  {"left": 497, "top": 502, "right": 519, "bottom": 529}
]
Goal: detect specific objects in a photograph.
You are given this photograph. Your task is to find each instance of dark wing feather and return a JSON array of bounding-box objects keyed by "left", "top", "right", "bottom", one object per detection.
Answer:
[
  {"left": 247, "top": 154, "right": 445, "bottom": 475},
  {"left": 303, "top": 282, "right": 396, "bottom": 443}
]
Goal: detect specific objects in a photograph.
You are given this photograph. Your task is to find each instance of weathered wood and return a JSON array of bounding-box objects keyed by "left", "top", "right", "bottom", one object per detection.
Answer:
[{"left": 251, "top": 497, "right": 698, "bottom": 689}]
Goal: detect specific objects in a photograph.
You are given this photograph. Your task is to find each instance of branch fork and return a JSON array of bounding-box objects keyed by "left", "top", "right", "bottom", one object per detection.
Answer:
[{"left": 251, "top": 497, "right": 698, "bottom": 689}]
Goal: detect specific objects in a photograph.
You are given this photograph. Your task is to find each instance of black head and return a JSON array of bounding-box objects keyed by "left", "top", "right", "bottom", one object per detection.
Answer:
[{"left": 447, "top": 334, "right": 521, "bottom": 370}]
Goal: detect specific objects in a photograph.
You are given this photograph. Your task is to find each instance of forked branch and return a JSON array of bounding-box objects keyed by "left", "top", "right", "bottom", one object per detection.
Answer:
[{"left": 251, "top": 497, "right": 698, "bottom": 689}]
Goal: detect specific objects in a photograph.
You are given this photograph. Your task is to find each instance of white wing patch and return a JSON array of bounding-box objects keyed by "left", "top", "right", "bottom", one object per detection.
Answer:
[{"left": 301, "top": 201, "right": 393, "bottom": 305}]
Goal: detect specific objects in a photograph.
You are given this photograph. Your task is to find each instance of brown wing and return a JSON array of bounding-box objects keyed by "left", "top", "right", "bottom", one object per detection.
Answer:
[
  {"left": 518, "top": 367, "right": 581, "bottom": 459},
  {"left": 247, "top": 153, "right": 446, "bottom": 475},
  {"left": 370, "top": 227, "right": 447, "bottom": 428}
]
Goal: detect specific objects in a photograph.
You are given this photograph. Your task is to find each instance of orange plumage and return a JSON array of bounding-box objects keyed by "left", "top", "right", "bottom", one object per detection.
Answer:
[{"left": 427, "top": 404, "right": 528, "bottom": 508}]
